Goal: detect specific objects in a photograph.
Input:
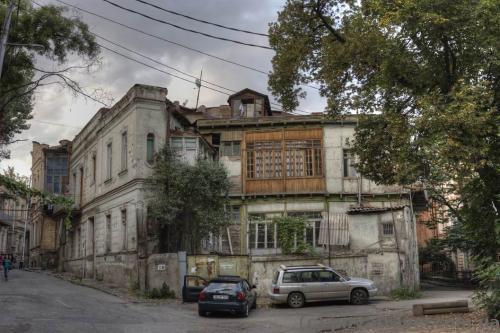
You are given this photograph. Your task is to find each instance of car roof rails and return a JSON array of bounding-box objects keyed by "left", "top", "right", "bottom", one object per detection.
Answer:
[{"left": 279, "top": 263, "right": 327, "bottom": 271}]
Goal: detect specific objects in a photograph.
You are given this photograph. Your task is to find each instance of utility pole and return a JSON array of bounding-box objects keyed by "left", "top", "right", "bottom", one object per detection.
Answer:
[
  {"left": 0, "top": 0, "right": 16, "bottom": 78},
  {"left": 195, "top": 67, "right": 203, "bottom": 109}
]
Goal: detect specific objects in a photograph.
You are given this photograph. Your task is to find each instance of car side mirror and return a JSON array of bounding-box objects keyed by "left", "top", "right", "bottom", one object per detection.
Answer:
[{"left": 251, "top": 284, "right": 257, "bottom": 289}]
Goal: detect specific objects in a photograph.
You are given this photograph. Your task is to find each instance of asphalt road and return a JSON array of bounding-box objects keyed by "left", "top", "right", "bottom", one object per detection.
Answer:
[{"left": 0, "top": 270, "right": 473, "bottom": 333}]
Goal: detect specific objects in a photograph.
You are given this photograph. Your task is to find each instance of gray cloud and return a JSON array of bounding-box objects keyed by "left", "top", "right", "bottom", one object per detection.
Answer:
[{"left": 2, "top": 0, "right": 326, "bottom": 176}]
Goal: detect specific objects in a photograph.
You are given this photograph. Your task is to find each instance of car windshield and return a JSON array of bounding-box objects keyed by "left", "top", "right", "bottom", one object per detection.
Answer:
[
  {"left": 206, "top": 282, "right": 238, "bottom": 292},
  {"left": 336, "top": 269, "right": 351, "bottom": 281}
]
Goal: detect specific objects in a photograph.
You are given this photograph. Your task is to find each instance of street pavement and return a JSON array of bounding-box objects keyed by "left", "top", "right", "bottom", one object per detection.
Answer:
[{"left": 0, "top": 270, "right": 474, "bottom": 333}]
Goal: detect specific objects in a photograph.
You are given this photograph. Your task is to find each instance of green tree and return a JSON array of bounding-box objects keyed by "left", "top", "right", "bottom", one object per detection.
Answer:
[
  {"left": 0, "top": 0, "right": 100, "bottom": 159},
  {"left": 147, "top": 147, "right": 231, "bottom": 253},
  {"left": 269, "top": 0, "right": 499, "bottom": 263}
]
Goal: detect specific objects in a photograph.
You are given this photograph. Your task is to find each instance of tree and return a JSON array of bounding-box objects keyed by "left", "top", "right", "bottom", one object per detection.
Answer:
[
  {"left": 147, "top": 147, "right": 231, "bottom": 253},
  {"left": 269, "top": 0, "right": 499, "bottom": 263},
  {"left": 0, "top": 0, "right": 100, "bottom": 159}
]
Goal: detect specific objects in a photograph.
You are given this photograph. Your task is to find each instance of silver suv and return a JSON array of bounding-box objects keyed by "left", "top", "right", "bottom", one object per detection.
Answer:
[{"left": 268, "top": 264, "right": 377, "bottom": 308}]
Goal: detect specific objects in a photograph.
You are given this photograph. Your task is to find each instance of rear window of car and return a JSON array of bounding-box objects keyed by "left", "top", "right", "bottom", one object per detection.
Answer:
[
  {"left": 272, "top": 271, "right": 279, "bottom": 284},
  {"left": 206, "top": 282, "right": 238, "bottom": 292}
]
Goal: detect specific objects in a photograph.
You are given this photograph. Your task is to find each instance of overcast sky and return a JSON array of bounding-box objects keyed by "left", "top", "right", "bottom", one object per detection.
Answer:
[{"left": 1, "top": 0, "right": 326, "bottom": 177}]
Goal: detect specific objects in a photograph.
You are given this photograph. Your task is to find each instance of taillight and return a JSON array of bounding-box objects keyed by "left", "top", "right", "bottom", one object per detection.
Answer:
[
  {"left": 199, "top": 291, "right": 206, "bottom": 301},
  {"left": 273, "top": 287, "right": 280, "bottom": 294},
  {"left": 237, "top": 292, "right": 246, "bottom": 301}
]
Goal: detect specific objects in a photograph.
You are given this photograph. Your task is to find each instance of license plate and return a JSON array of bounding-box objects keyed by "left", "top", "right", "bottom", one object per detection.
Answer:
[{"left": 213, "top": 295, "right": 228, "bottom": 300}]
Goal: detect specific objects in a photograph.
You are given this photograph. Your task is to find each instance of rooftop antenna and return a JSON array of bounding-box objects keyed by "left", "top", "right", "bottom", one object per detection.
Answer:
[{"left": 195, "top": 67, "right": 203, "bottom": 109}]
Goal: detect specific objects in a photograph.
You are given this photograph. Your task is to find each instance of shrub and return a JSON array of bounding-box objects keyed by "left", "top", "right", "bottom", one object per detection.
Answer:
[
  {"left": 146, "top": 282, "right": 176, "bottom": 299},
  {"left": 473, "top": 261, "right": 500, "bottom": 320},
  {"left": 390, "top": 287, "right": 422, "bottom": 300}
]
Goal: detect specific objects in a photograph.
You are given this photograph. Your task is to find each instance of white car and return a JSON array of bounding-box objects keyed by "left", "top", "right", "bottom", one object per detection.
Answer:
[{"left": 268, "top": 264, "right": 378, "bottom": 308}]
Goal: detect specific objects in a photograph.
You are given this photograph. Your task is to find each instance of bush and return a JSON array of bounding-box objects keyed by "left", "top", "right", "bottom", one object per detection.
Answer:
[
  {"left": 146, "top": 282, "right": 176, "bottom": 299},
  {"left": 390, "top": 287, "right": 422, "bottom": 300},
  {"left": 473, "top": 262, "right": 500, "bottom": 320}
]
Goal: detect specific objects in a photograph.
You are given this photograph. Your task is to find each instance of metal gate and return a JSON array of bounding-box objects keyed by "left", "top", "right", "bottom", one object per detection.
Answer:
[{"left": 187, "top": 255, "right": 249, "bottom": 280}]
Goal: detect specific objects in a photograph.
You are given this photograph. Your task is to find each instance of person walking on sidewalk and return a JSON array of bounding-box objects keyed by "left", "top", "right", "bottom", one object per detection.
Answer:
[{"left": 2, "top": 256, "right": 11, "bottom": 281}]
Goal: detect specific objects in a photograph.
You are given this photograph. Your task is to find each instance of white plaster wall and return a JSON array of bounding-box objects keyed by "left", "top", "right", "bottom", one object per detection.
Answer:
[{"left": 323, "top": 125, "right": 403, "bottom": 194}]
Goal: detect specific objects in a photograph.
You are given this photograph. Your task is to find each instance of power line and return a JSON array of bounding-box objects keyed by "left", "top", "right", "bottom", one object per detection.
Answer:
[
  {"left": 32, "top": 0, "right": 311, "bottom": 114},
  {"left": 52, "top": 0, "right": 268, "bottom": 74},
  {"left": 102, "top": 0, "right": 273, "bottom": 50},
  {"left": 98, "top": 42, "right": 308, "bottom": 114},
  {"left": 92, "top": 32, "right": 235, "bottom": 94},
  {"left": 97, "top": 43, "right": 234, "bottom": 97},
  {"left": 133, "top": 0, "right": 269, "bottom": 37},
  {"left": 50, "top": 0, "right": 319, "bottom": 91}
]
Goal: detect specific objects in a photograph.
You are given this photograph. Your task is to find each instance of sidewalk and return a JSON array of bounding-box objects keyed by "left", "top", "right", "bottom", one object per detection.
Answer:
[{"left": 29, "top": 269, "right": 179, "bottom": 304}]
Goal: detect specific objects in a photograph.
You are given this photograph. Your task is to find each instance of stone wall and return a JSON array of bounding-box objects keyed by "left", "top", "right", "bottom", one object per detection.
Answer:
[{"left": 147, "top": 253, "right": 181, "bottom": 297}]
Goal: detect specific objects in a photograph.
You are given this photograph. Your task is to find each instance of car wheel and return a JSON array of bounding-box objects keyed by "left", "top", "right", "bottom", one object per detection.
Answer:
[
  {"left": 240, "top": 303, "right": 249, "bottom": 317},
  {"left": 287, "top": 292, "right": 305, "bottom": 308},
  {"left": 350, "top": 289, "right": 368, "bottom": 305},
  {"left": 251, "top": 299, "right": 257, "bottom": 309},
  {"left": 198, "top": 309, "right": 207, "bottom": 317}
]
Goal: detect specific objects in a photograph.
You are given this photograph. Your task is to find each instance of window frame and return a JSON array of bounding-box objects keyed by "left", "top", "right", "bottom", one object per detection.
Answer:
[
  {"left": 343, "top": 149, "right": 358, "bottom": 178},
  {"left": 106, "top": 142, "right": 113, "bottom": 181},
  {"left": 121, "top": 131, "right": 128, "bottom": 172}
]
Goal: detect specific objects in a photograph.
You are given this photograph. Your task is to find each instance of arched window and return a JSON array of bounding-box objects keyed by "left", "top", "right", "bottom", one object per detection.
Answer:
[{"left": 146, "top": 133, "right": 155, "bottom": 164}]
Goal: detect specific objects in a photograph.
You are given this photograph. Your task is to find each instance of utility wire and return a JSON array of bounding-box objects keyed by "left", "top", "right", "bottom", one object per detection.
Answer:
[
  {"left": 51, "top": 0, "right": 319, "bottom": 91},
  {"left": 52, "top": 0, "right": 268, "bottom": 74},
  {"left": 32, "top": 0, "right": 310, "bottom": 114},
  {"left": 102, "top": 0, "right": 273, "bottom": 50},
  {"left": 98, "top": 42, "right": 307, "bottom": 114},
  {"left": 92, "top": 32, "right": 235, "bottom": 94},
  {"left": 98, "top": 43, "right": 234, "bottom": 97},
  {"left": 133, "top": 0, "right": 269, "bottom": 37}
]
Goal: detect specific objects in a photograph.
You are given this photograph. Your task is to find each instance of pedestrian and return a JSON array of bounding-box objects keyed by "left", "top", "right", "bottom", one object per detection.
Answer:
[{"left": 2, "top": 256, "right": 11, "bottom": 281}]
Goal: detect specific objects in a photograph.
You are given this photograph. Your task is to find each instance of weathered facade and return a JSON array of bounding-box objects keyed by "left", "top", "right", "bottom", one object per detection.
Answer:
[
  {"left": 0, "top": 186, "right": 29, "bottom": 264},
  {"left": 40, "top": 84, "right": 419, "bottom": 295},
  {"left": 191, "top": 89, "right": 420, "bottom": 294},
  {"left": 29, "top": 140, "right": 71, "bottom": 268}
]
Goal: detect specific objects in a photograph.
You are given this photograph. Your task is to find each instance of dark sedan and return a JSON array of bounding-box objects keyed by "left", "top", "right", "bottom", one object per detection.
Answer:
[{"left": 198, "top": 276, "right": 257, "bottom": 317}]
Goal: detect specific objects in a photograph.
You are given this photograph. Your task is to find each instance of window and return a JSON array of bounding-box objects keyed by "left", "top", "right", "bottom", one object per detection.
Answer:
[
  {"left": 121, "top": 209, "right": 127, "bottom": 250},
  {"left": 221, "top": 141, "right": 241, "bottom": 157},
  {"left": 121, "top": 132, "right": 128, "bottom": 171},
  {"left": 106, "top": 143, "right": 112, "bottom": 180},
  {"left": 343, "top": 150, "right": 358, "bottom": 178},
  {"left": 231, "top": 206, "right": 241, "bottom": 224},
  {"left": 106, "top": 214, "right": 112, "bottom": 253},
  {"left": 282, "top": 272, "right": 299, "bottom": 283},
  {"left": 146, "top": 133, "right": 155, "bottom": 164},
  {"left": 285, "top": 140, "right": 322, "bottom": 177},
  {"left": 382, "top": 223, "right": 394, "bottom": 236},
  {"left": 248, "top": 213, "right": 281, "bottom": 250},
  {"left": 288, "top": 211, "right": 323, "bottom": 248},
  {"left": 246, "top": 140, "right": 322, "bottom": 179},
  {"left": 246, "top": 141, "right": 282, "bottom": 179},
  {"left": 170, "top": 137, "right": 199, "bottom": 164},
  {"left": 300, "top": 271, "right": 319, "bottom": 282},
  {"left": 92, "top": 154, "right": 96, "bottom": 183}
]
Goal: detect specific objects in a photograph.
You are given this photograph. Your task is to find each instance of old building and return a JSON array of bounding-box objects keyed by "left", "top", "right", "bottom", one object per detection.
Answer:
[
  {"left": 189, "top": 88, "right": 420, "bottom": 294},
  {"left": 30, "top": 140, "right": 71, "bottom": 268},
  {"left": 42, "top": 84, "right": 419, "bottom": 296},
  {"left": 0, "top": 186, "right": 29, "bottom": 264}
]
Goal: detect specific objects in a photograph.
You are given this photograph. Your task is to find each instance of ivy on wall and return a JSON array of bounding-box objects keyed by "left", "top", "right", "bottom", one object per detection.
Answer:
[
  {"left": 0, "top": 174, "right": 74, "bottom": 228},
  {"left": 273, "top": 216, "right": 309, "bottom": 255}
]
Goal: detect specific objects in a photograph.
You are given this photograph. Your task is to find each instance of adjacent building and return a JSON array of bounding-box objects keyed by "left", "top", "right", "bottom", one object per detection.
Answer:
[
  {"left": 30, "top": 140, "right": 71, "bottom": 268},
  {"left": 0, "top": 186, "right": 29, "bottom": 263}
]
